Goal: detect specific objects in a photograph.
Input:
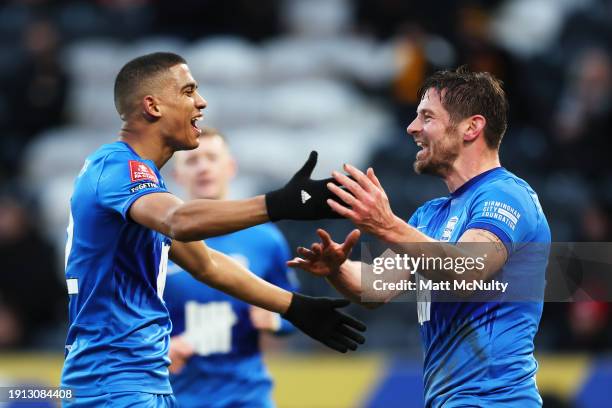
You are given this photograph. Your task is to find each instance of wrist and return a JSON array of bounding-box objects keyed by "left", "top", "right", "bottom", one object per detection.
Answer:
[
  {"left": 279, "top": 290, "right": 293, "bottom": 315},
  {"left": 329, "top": 261, "right": 347, "bottom": 278},
  {"left": 379, "top": 216, "right": 407, "bottom": 243},
  {"left": 264, "top": 190, "right": 282, "bottom": 221},
  {"left": 282, "top": 292, "right": 306, "bottom": 320}
]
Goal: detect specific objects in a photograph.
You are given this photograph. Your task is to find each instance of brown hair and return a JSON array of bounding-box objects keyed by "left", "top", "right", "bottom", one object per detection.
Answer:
[{"left": 417, "top": 66, "right": 509, "bottom": 149}]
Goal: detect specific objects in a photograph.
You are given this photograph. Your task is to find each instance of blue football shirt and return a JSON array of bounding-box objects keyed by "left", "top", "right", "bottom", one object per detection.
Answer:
[
  {"left": 164, "top": 224, "right": 297, "bottom": 408},
  {"left": 407, "top": 167, "right": 550, "bottom": 407},
  {"left": 61, "top": 141, "right": 173, "bottom": 396}
]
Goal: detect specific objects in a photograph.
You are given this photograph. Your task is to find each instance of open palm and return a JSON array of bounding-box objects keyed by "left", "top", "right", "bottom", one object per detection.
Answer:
[{"left": 288, "top": 229, "right": 361, "bottom": 277}]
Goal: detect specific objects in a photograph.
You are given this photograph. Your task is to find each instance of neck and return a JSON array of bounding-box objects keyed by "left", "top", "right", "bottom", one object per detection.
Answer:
[
  {"left": 118, "top": 121, "right": 174, "bottom": 169},
  {"left": 444, "top": 149, "right": 501, "bottom": 193}
]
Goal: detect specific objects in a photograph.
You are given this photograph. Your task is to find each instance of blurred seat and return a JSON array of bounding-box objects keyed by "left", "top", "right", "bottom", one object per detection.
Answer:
[
  {"left": 224, "top": 119, "right": 392, "bottom": 188},
  {"left": 24, "top": 126, "right": 116, "bottom": 254},
  {"left": 325, "top": 36, "right": 399, "bottom": 87},
  {"left": 185, "top": 37, "right": 261, "bottom": 86},
  {"left": 67, "top": 83, "right": 119, "bottom": 129},
  {"left": 261, "top": 34, "right": 398, "bottom": 86},
  {"left": 282, "top": 0, "right": 352, "bottom": 37},
  {"left": 490, "top": 0, "right": 566, "bottom": 59},
  {"left": 37, "top": 174, "right": 75, "bottom": 254},
  {"left": 261, "top": 36, "right": 331, "bottom": 81},
  {"left": 125, "top": 36, "right": 186, "bottom": 59},
  {"left": 261, "top": 78, "right": 358, "bottom": 127},
  {"left": 63, "top": 38, "right": 123, "bottom": 85},
  {"left": 23, "top": 126, "right": 115, "bottom": 189},
  {"left": 196, "top": 84, "right": 265, "bottom": 129}
]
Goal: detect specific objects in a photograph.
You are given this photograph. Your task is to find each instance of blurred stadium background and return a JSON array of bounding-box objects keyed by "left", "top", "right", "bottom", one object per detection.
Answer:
[{"left": 0, "top": 0, "right": 611, "bottom": 407}]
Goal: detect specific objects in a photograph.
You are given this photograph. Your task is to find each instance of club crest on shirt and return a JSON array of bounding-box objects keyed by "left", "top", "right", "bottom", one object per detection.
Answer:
[
  {"left": 440, "top": 216, "right": 459, "bottom": 242},
  {"left": 129, "top": 160, "right": 158, "bottom": 183}
]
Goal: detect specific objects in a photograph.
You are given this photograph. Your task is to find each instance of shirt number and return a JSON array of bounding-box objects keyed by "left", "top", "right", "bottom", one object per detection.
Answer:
[{"left": 183, "top": 301, "right": 238, "bottom": 356}]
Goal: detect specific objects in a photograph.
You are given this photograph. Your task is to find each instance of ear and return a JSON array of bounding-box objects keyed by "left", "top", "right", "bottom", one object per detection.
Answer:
[
  {"left": 463, "top": 115, "right": 486, "bottom": 143},
  {"left": 142, "top": 95, "right": 162, "bottom": 120}
]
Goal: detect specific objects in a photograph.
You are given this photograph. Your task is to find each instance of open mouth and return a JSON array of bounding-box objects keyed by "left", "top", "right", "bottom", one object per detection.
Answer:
[
  {"left": 191, "top": 116, "right": 203, "bottom": 133},
  {"left": 415, "top": 140, "right": 429, "bottom": 159}
]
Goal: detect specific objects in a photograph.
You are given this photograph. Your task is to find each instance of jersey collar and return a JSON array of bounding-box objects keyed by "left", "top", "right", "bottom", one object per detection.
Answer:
[
  {"left": 117, "top": 141, "right": 161, "bottom": 172},
  {"left": 450, "top": 167, "right": 504, "bottom": 198}
]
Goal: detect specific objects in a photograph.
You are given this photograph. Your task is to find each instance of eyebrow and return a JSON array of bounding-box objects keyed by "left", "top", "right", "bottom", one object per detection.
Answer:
[
  {"left": 181, "top": 82, "right": 198, "bottom": 91},
  {"left": 417, "top": 108, "right": 435, "bottom": 116}
]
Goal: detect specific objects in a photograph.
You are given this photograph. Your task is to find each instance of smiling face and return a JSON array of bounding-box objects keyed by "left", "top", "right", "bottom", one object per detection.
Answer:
[
  {"left": 406, "top": 88, "right": 462, "bottom": 177},
  {"left": 173, "top": 132, "right": 236, "bottom": 200},
  {"left": 156, "top": 63, "right": 207, "bottom": 151}
]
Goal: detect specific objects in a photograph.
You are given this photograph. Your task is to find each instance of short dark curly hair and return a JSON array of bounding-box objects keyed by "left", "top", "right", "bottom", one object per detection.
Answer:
[
  {"left": 417, "top": 66, "right": 509, "bottom": 150},
  {"left": 114, "top": 52, "right": 186, "bottom": 119}
]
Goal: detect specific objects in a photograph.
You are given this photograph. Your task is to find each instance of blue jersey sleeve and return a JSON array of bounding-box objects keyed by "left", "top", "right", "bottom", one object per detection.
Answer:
[
  {"left": 408, "top": 206, "right": 422, "bottom": 227},
  {"left": 96, "top": 152, "right": 168, "bottom": 220},
  {"left": 464, "top": 181, "right": 535, "bottom": 253},
  {"left": 263, "top": 226, "right": 299, "bottom": 335}
]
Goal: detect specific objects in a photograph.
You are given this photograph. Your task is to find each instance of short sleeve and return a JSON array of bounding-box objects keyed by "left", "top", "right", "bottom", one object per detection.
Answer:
[
  {"left": 408, "top": 206, "right": 422, "bottom": 227},
  {"left": 96, "top": 152, "right": 168, "bottom": 220},
  {"left": 465, "top": 182, "right": 534, "bottom": 254}
]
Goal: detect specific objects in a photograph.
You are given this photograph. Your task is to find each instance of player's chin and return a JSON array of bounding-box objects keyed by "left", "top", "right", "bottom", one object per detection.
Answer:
[
  {"left": 414, "top": 158, "right": 437, "bottom": 175},
  {"left": 179, "top": 131, "right": 200, "bottom": 151},
  {"left": 413, "top": 158, "right": 426, "bottom": 174},
  {"left": 193, "top": 185, "right": 219, "bottom": 200}
]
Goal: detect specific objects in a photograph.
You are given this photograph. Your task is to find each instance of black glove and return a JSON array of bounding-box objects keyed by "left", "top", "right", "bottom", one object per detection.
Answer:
[
  {"left": 282, "top": 292, "right": 366, "bottom": 353},
  {"left": 265, "top": 151, "right": 344, "bottom": 221}
]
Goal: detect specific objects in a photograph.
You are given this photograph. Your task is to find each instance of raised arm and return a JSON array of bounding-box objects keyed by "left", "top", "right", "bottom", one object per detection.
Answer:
[
  {"left": 130, "top": 192, "right": 268, "bottom": 241},
  {"left": 130, "top": 151, "right": 342, "bottom": 242}
]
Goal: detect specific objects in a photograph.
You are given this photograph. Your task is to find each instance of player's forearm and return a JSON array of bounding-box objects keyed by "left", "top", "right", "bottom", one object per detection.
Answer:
[
  {"left": 381, "top": 218, "right": 495, "bottom": 283},
  {"left": 379, "top": 215, "right": 435, "bottom": 244},
  {"left": 169, "top": 195, "right": 269, "bottom": 241},
  {"left": 199, "top": 249, "right": 292, "bottom": 314},
  {"left": 326, "top": 260, "right": 362, "bottom": 302},
  {"left": 326, "top": 260, "right": 378, "bottom": 309}
]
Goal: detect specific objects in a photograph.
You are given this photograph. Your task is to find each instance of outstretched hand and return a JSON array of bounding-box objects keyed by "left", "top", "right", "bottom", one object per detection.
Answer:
[
  {"left": 282, "top": 292, "right": 366, "bottom": 353},
  {"left": 265, "top": 151, "right": 345, "bottom": 221},
  {"left": 288, "top": 229, "right": 361, "bottom": 277},
  {"left": 326, "top": 165, "right": 402, "bottom": 241}
]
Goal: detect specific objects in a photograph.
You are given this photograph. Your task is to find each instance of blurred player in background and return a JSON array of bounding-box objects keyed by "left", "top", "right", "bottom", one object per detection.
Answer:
[
  {"left": 292, "top": 67, "right": 551, "bottom": 407},
  {"left": 165, "top": 127, "right": 297, "bottom": 408},
  {"left": 61, "top": 52, "right": 365, "bottom": 407}
]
